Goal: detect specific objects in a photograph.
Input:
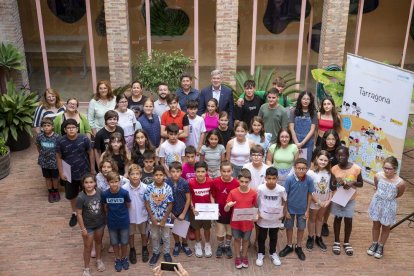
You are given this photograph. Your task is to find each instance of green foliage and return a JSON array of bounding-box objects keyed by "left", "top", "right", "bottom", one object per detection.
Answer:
[
  {"left": 311, "top": 68, "right": 345, "bottom": 107},
  {"left": 133, "top": 50, "right": 192, "bottom": 93},
  {"left": 0, "top": 42, "right": 25, "bottom": 93},
  {"left": 0, "top": 81, "right": 38, "bottom": 142},
  {"left": 0, "top": 137, "right": 8, "bottom": 156}
]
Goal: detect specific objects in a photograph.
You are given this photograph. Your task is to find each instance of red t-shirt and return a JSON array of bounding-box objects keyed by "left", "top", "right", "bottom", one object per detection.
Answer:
[
  {"left": 211, "top": 177, "right": 239, "bottom": 224},
  {"left": 189, "top": 177, "right": 213, "bottom": 205},
  {"left": 227, "top": 188, "right": 258, "bottom": 231},
  {"left": 161, "top": 109, "right": 189, "bottom": 142}
]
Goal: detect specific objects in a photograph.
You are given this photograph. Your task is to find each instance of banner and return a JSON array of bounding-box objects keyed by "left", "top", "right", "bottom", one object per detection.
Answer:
[{"left": 340, "top": 54, "right": 413, "bottom": 183}]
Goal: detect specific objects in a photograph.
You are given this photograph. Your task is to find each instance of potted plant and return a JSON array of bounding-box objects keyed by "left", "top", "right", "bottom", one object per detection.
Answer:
[
  {"left": 311, "top": 64, "right": 345, "bottom": 108},
  {"left": 0, "top": 42, "right": 24, "bottom": 94},
  {"left": 0, "top": 137, "right": 10, "bottom": 180},
  {"left": 0, "top": 81, "right": 38, "bottom": 151}
]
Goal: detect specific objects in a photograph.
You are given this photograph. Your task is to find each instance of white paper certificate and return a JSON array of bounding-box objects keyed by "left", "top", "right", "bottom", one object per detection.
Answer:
[
  {"left": 232, "top": 208, "right": 258, "bottom": 221},
  {"left": 62, "top": 160, "right": 72, "bottom": 183},
  {"left": 331, "top": 186, "right": 356, "bottom": 207},
  {"left": 260, "top": 207, "right": 283, "bottom": 221},
  {"left": 194, "top": 203, "right": 219, "bottom": 220},
  {"left": 172, "top": 220, "right": 190, "bottom": 238}
]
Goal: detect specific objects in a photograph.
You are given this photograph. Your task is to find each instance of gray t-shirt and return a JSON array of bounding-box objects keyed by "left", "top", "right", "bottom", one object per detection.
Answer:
[
  {"left": 200, "top": 144, "right": 225, "bottom": 173},
  {"left": 76, "top": 189, "right": 105, "bottom": 229},
  {"left": 258, "top": 104, "right": 288, "bottom": 143}
]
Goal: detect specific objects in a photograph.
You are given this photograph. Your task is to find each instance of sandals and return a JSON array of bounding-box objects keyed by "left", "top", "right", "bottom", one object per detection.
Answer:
[
  {"left": 343, "top": 243, "right": 353, "bottom": 256},
  {"left": 332, "top": 242, "right": 341, "bottom": 255}
]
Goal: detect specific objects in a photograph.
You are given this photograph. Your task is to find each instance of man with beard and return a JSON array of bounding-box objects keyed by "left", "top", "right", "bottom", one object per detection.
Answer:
[
  {"left": 176, "top": 73, "right": 200, "bottom": 113},
  {"left": 154, "top": 83, "right": 181, "bottom": 117}
]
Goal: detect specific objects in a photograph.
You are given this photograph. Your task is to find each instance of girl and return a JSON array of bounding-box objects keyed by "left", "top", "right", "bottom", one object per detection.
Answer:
[
  {"left": 131, "top": 129, "right": 155, "bottom": 169},
  {"left": 76, "top": 173, "right": 106, "bottom": 276},
  {"left": 367, "top": 156, "right": 406, "bottom": 259},
  {"left": 266, "top": 128, "right": 298, "bottom": 186},
  {"left": 215, "top": 111, "right": 234, "bottom": 148},
  {"left": 306, "top": 150, "right": 334, "bottom": 252},
  {"left": 138, "top": 98, "right": 161, "bottom": 148},
  {"left": 246, "top": 116, "right": 272, "bottom": 157},
  {"left": 128, "top": 81, "right": 147, "bottom": 119},
  {"left": 202, "top": 98, "right": 219, "bottom": 131},
  {"left": 101, "top": 132, "right": 130, "bottom": 176},
  {"left": 226, "top": 121, "right": 255, "bottom": 177},
  {"left": 200, "top": 129, "right": 226, "bottom": 179},
  {"left": 33, "top": 88, "right": 65, "bottom": 134},
  {"left": 115, "top": 93, "right": 141, "bottom": 151},
  {"left": 316, "top": 97, "right": 341, "bottom": 147},
  {"left": 331, "top": 146, "right": 363, "bottom": 256},
  {"left": 289, "top": 91, "right": 317, "bottom": 166},
  {"left": 54, "top": 98, "right": 92, "bottom": 139}
]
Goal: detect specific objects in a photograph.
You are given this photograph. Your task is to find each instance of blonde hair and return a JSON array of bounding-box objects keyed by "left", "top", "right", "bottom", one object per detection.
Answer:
[
  {"left": 41, "top": 88, "right": 64, "bottom": 108},
  {"left": 128, "top": 164, "right": 142, "bottom": 175}
]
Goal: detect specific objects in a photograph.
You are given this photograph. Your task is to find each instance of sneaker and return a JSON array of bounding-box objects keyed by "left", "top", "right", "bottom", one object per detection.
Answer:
[
  {"left": 181, "top": 243, "right": 193, "bottom": 257},
  {"left": 173, "top": 242, "right": 181, "bottom": 257},
  {"left": 83, "top": 268, "right": 91, "bottom": 276},
  {"left": 108, "top": 245, "right": 114, "bottom": 253},
  {"left": 121, "top": 257, "right": 129, "bottom": 270},
  {"left": 69, "top": 214, "right": 77, "bottom": 227},
  {"left": 225, "top": 246, "right": 233, "bottom": 258},
  {"left": 91, "top": 247, "right": 96, "bottom": 258},
  {"left": 279, "top": 245, "right": 293, "bottom": 257},
  {"left": 204, "top": 243, "right": 212, "bottom": 257},
  {"left": 306, "top": 236, "right": 314, "bottom": 251},
  {"left": 316, "top": 236, "right": 327, "bottom": 251},
  {"left": 321, "top": 223, "right": 329, "bottom": 237},
  {"left": 216, "top": 246, "right": 224, "bottom": 258},
  {"left": 48, "top": 192, "right": 54, "bottom": 203},
  {"left": 295, "top": 246, "right": 306, "bottom": 261},
  {"left": 129, "top": 247, "right": 137, "bottom": 264},
  {"left": 149, "top": 253, "right": 160, "bottom": 266},
  {"left": 235, "top": 257, "right": 243, "bottom": 269},
  {"left": 367, "top": 242, "right": 378, "bottom": 256},
  {"left": 270, "top": 253, "right": 281, "bottom": 266},
  {"left": 96, "top": 259, "right": 105, "bottom": 272},
  {"left": 256, "top": 253, "right": 264, "bottom": 266},
  {"left": 142, "top": 247, "right": 149, "bottom": 263},
  {"left": 195, "top": 242, "right": 203, "bottom": 258},
  {"left": 114, "top": 258, "right": 123, "bottom": 272},
  {"left": 164, "top": 253, "right": 172, "bottom": 262},
  {"left": 54, "top": 191, "right": 61, "bottom": 202},
  {"left": 241, "top": 256, "right": 249, "bottom": 268},
  {"left": 374, "top": 244, "right": 384, "bottom": 259}
]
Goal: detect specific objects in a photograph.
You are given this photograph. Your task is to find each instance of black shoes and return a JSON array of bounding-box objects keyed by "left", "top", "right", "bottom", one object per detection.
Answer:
[
  {"left": 279, "top": 245, "right": 293, "bottom": 257},
  {"left": 295, "top": 246, "right": 306, "bottom": 261},
  {"left": 69, "top": 213, "right": 77, "bottom": 227},
  {"left": 316, "top": 236, "right": 327, "bottom": 251},
  {"left": 306, "top": 236, "right": 314, "bottom": 251},
  {"left": 321, "top": 223, "right": 329, "bottom": 237},
  {"left": 129, "top": 247, "right": 137, "bottom": 264}
]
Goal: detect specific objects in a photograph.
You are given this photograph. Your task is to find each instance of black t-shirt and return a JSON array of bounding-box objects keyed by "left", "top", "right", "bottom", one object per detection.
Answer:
[
  {"left": 128, "top": 95, "right": 148, "bottom": 118},
  {"left": 94, "top": 126, "right": 125, "bottom": 153},
  {"left": 141, "top": 170, "right": 154, "bottom": 185},
  {"left": 216, "top": 127, "right": 235, "bottom": 148},
  {"left": 234, "top": 95, "right": 263, "bottom": 125}
]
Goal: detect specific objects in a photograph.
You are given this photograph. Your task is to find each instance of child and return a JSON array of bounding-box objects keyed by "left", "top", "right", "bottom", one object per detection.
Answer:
[
  {"left": 96, "top": 159, "right": 129, "bottom": 192},
  {"left": 159, "top": 123, "right": 186, "bottom": 177},
  {"left": 123, "top": 164, "right": 149, "bottom": 264},
  {"left": 367, "top": 156, "right": 406, "bottom": 259},
  {"left": 200, "top": 129, "right": 226, "bottom": 179},
  {"left": 279, "top": 158, "right": 315, "bottom": 261},
  {"left": 331, "top": 146, "right": 363, "bottom": 256},
  {"left": 202, "top": 98, "right": 219, "bottom": 132},
  {"left": 141, "top": 151, "right": 156, "bottom": 185},
  {"left": 185, "top": 100, "right": 206, "bottom": 154},
  {"left": 131, "top": 129, "right": 154, "bottom": 169},
  {"left": 256, "top": 167, "right": 286, "bottom": 267},
  {"left": 166, "top": 162, "right": 192, "bottom": 257},
  {"left": 160, "top": 94, "right": 189, "bottom": 142},
  {"left": 224, "top": 168, "right": 257, "bottom": 269},
  {"left": 234, "top": 80, "right": 264, "bottom": 126},
  {"left": 182, "top": 145, "right": 197, "bottom": 181},
  {"left": 215, "top": 111, "right": 234, "bottom": 148},
  {"left": 243, "top": 145, "right": 270, "bottom": 190},
  {"left": 306, "top": 150, "right": 334, "bottom": 252},
  {"left": 246, "top": 116, "right": 272, "bottom": 158},
  {"left": 115, "top": 93, "right": 141, "bottom": 151},
  {"left": 211, "top": 161, "right": 239, "bottom": 258},
  {"left": 138, "top": 98, "right": 161, "bottom": 148},
  {"left": 144, "top": 165, "right": 174, "bottom": 266},
  {"left": 56, "top": 119, "right": 95, "bottom": 227},
  {"left": 76, "top": 174, "right": 106, "bottom": 276},
  {"left": 101, "top": 171, "right": 131, "bottom": 272},
  {"left": 101, "top": 132, "right": 130, "bottom": 176},
  {"left": 189, "top": 161, "right": 214, "bottom": 258},
  {"left": 35, "top": 117, "right": 60, "bottom": 203}
]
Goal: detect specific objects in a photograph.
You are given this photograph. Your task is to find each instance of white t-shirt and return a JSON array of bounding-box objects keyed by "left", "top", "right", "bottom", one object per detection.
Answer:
[
  {"left": 186, "top": 115, "right": 206, "bottom": 148},
  {"left": 116, "top": 109, "right": 140, "bottom": 136},
  {"left": 307, "top": 169, "right": 331, "bottom": 209},
  {"left": 243, "top": 162, "right": 270, "bottom": 190},
  {"left": 159, "top": 140, "right": 186, "bottom": 166},
  {"left": 122, "top": 182, "right": 148, "bottom": 224},
  {"left": 257, "top": 184, "right": 286, "bottom": 228}
]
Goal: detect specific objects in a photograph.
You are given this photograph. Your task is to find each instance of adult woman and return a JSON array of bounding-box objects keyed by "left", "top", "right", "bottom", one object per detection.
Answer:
[
  {"left": 115, "top": 93, "right": 142, "bottom": 151},
  {"left": 33, "top": 88, "right": 65, "bottom": 134},
  {"left": 54, "top": 98, "right": 92, "bottom": 139},
  {"left": 289, "top": 91, "right": 317, "bottom": 165},
  {"left": 87, "top": 80, "right": 116, "bottom": 136},
  {"left": 316, "top": 97, "right": 341, "bottom": 147},
  {"left": 127, "top": 80, "right": 147, "bottom": 119},
  {"left": 266, "top": 128, "right": 298, "bottom": 186},
  {"left": 138, "top": 98, "right": 161, "bottom": 148}
]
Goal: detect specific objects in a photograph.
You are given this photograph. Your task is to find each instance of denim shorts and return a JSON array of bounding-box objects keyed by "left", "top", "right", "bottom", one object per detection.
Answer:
[
  {"left": 108, "top": 228, "right": 129, "bottom": 245},
  {"left": 86, "top": 224, "right": 105, "bottom": 235},
  {"left": 284, "top": 214, "right": 306, "bottom": 230},
  {"left": 231, "top": 228, "right": 252, "bottom": 240}
]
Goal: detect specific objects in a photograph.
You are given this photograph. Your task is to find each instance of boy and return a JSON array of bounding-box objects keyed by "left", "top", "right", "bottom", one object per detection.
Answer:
[
  {"left": 36, "top": 117, "right": 60, "bottom": 203},
  {"left": 211, "top": 161, "right": 239, "bottom": 258},
  {"left": 234, "top": 80, "right": 264, "bottom": 126},
  {"left": 181, "top": 146, "right": 197, "bottom": 181},
  {"left": 123, "top": 164, "right": 149, "bottom": 264},
  {"left": 166, "top": 161, "right": 192, "bottom": 257},
  {"left": 56, "top": 119, "right": 95, "bottom": 227},
  {"left": 101, "top": 171, "right": 131, "bottom": 272},
  {"left": 242, "top": 145, "right": 270, "bottom": 190},
  {"left": 279, "top": 158, "right": 316, "bottom": 261},
  {"left": 185, "top": 100, "right": 206, "bottom": 153},
  {"left": 159, "top": 123, "right": 186, "bottom": 176},
  {"left": 144, "top": 165, "right": 174, "bottom": 266},
  {"left": 256, "top": 167, "right": 286, "bottom": 267},
  {"left": 225, "top": 169, "right": 257, "bottom": 269},
  {"left": 189, "top": 161, "right": 214, "bottom": 258},
  {"left": 161, "top": 94, "right": 189, "bottom": 142},
  {"left": 141, "top": 151, "right": 155, "bottom": 185},
  {"left": 176, "top": 73, "right": 200, "bottom": 113}
]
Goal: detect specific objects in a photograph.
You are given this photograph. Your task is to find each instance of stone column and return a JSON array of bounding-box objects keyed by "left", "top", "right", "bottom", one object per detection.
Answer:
[
  {"left": 104, "top": 0, "right": 132, "bottom": 89},
  {"left": 216, "top": 0, "right": 239, "bottom": 87},
  {"left": 318, "top": 0, "right": 350, "bottom": 68}
]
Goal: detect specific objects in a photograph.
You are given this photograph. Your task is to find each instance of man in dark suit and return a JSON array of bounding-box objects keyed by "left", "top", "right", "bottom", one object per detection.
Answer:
[{"left": 198, "top": 69, "right": 234, "bottom": 127}]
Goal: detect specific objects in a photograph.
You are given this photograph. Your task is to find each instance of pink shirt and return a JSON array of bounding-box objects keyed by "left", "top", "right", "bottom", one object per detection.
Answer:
[
  {"left": 204, "top": 113, "right": 219, "bottom": 132},
  {"left": 181, "top": 162, "right": 196, "bottom": 181}
]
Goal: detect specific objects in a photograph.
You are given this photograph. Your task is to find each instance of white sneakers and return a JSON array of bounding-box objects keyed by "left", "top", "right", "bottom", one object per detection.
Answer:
[
  {"left": 82, "top": 268, "right": 91, "bottom": 276},
  {"left": 195, "top": 242, "right": 203, "bottom": 258},
  {"left": 204, "top": 243, "right": 212, "bottom": 258},
  {"left": 195, "top": 242, "right": 213, "bottom": 258},
  {"left": 255, "top": 253, "right": 282, "bottom": 266},
  {"left": 96, "top": 259, "right": 105, "bottom": 272},
  {"left": 256, "top": 253, "right": 264, "bottom": 266}
]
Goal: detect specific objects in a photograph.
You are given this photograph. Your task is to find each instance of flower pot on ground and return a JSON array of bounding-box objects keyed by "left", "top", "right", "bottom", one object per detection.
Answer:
[{"left": 0, "top": 138, "right": 10, "bottom": 180}]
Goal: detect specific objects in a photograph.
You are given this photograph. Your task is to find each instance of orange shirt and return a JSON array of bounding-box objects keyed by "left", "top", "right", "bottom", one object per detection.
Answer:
[
  {"left": 331, "top": 163, "right": 361, "bottom": 200},
  {"left": 227, "top": 188, "right": 257, "bottom": 231},
  {"left": 161, "top": 109, "right": 189, "bottom": 142}
]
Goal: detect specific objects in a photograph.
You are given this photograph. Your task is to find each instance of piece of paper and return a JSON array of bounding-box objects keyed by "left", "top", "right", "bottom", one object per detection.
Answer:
[
  {"left": 165, "top": 215, "right": 174, "bottom": 228},
  {"left": 331, "top": 186, "right": 356, "bottom": 207},
  {"left": 62, "top": 160, "right": 71, "bottom": 183},
  {"left": 298, "top": 148, "right": 308, "bottom": 160},
  {"left": 232, "top": 208, "right": 259, "bottom": 221},
  {"left": 172, "top": 219, "right": 190, "bottom": 238},
  {"left": 194, "top": 203, "right": 219, "bottom": 220},
  {"left": 260, "top": 206, "right": 283, "bottom": 221}
]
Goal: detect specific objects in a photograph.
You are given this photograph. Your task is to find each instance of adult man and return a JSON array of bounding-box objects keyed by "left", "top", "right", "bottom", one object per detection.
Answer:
[
  {"left": 176, "top": 73, "right": 200, "bottom": 113},
  {"left": 154, "top": 83, "right": 181, "bottom": 117},
  {"left": 198, "top": 70, "right": 234, "bottom": 126}
]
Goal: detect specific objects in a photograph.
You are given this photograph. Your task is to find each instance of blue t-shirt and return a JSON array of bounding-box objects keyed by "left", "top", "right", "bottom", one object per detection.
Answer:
[
  {"left": 284, "top": 173, "right": 314, "bottom": 214},
  {"left": 144, "top": 183, "right": 174, "bottom": 221},
  {"left": 101, "top": 188, "right": 131, "bottom": 230},
  {"left": 166, "top": 177, "right": 189, "bottom": 217}
]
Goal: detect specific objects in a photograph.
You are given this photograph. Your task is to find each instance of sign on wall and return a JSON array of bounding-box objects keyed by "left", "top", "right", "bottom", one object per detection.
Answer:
[{"left": 340, "top": 54, "right": 413, "bottom": 183}]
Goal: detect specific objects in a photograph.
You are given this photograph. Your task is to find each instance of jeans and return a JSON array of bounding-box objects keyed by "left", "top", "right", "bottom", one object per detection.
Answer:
[{"left": 150, "top": 224, "right": 171, "bottom": 254}]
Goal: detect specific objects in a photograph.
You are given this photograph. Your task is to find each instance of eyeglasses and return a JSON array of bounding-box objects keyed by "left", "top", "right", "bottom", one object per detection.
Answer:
[
  {"left": 251, "top": 154, "right": 263, "bottom": 157},
  {"left": 383, "top": 167, "right": 395, "bottom": 171},
  {"left": 295, "top": 167, "right": 307, "bottom": 172}
]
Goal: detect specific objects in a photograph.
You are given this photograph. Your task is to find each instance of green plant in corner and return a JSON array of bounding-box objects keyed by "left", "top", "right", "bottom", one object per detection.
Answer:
[
  {"left": 0, "top": 137, "right": 8, "bottom": 156},
  {"left": 0, "top": 43, "right": 24, "bottom": 94},
  {"left": 311, "top": 67, "right": 345, "bottom": 108}
]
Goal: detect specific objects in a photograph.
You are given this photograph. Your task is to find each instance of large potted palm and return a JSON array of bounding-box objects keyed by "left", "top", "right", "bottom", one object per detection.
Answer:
[{"left": 0, "top": 42, "right": 24, "bottom": 94}]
